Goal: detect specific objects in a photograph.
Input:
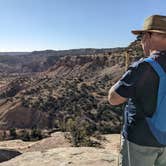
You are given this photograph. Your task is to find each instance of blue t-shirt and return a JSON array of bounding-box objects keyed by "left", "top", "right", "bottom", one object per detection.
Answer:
[{"left": 114, "top": 51, "right": 166, "bottom": 147}]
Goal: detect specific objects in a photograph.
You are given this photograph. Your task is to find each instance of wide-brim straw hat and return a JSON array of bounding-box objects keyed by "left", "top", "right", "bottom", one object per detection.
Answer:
[{"left": 132, "top": 15, "right": 166, "bottom": 35}]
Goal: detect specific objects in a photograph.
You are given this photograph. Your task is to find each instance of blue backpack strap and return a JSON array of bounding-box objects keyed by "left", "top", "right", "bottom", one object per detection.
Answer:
[
  {"left": 144, "top": 57, "right": 166, "bottom": 145},
  {"left": 144, "top": 56, "right": 166, "bottom": 111},
  {"left": 144, "top": 57, "right": 166, "bottom": 77}
]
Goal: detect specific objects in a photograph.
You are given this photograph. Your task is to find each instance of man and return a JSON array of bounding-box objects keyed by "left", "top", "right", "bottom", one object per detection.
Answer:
[{"left": 108, "top": 15, "right": 166, "bottom": 166}]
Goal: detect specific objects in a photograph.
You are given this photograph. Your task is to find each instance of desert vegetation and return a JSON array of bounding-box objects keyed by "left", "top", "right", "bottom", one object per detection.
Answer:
[{"left": 0, "top": 39, "right": 143, "bottom": 147}]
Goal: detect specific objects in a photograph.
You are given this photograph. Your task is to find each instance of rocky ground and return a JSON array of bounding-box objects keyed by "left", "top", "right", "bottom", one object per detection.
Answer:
[{"left": 0, "top": 132, "right": 120, "bottom": 166}]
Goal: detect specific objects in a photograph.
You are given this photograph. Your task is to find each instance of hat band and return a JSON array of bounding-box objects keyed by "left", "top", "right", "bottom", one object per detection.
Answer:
[{"left": 144, "top": 25, "right": 166, "bottom": 31}]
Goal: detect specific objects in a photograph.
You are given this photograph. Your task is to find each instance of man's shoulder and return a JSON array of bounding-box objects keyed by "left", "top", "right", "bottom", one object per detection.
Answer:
[{"left": 128, "top": 58, "right": 149, "bottom": 71}]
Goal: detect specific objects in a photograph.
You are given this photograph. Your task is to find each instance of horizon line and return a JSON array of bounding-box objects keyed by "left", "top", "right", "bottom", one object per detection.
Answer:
[{"left": 0, "top": 46, "right": 127, "bottom": 53}]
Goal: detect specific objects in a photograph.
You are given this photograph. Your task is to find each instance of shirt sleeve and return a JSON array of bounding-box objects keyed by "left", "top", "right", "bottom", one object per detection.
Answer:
[{"left": 114, "top": 60, "right": 143, "bottom": 98}]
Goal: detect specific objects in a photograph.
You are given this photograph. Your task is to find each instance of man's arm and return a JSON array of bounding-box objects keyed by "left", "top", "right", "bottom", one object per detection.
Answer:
[
  {"left": 108, "top": 82, "right": 128, "bottom": 106},
  {"left": 108, "top": 59, "right": 145, "bottom": 106}
]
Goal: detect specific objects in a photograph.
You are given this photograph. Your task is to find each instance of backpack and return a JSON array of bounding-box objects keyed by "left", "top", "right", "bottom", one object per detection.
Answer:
[{"left": 144, "top": 57, "right": 166, "bottom": 145}]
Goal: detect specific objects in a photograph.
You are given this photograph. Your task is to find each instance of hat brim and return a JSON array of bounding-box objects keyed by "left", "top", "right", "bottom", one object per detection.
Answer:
[{"left": 131, "top": 29, "right": 166, "bottom": 35}]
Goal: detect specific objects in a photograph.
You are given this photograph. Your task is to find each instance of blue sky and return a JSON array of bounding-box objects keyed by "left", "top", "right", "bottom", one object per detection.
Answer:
[{"left": 0, "top": 0, "right": 166, "bottom": 51}]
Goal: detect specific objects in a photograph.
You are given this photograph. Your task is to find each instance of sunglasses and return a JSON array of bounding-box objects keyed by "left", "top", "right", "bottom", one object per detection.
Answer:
[
  {"left": 136, "top": 33, "right": 145, "bottom": 41},
  {"left": 136, "top": 32, "right": 152, "bottom": 41}
]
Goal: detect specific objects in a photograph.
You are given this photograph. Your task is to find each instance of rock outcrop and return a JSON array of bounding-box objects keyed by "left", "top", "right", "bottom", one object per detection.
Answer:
[
  {"left": 0, "top": 133, "right": 120, "bottom": 166},
  {"left": 0, "top": 147, "right": 117, "bottom": 166}
]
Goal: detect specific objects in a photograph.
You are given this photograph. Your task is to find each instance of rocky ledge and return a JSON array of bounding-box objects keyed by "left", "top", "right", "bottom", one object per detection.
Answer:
[
  {"left": 0, "top": 133, "right": 120, "bottom": 166},
  {"left": 0, "top": 147, "right": 117, "bottom": 166}
]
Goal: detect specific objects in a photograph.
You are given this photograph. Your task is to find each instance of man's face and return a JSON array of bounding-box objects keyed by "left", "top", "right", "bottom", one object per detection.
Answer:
[
  {"left": 139, "top": 33, "right": 151, "bottom": 57},
  {"left": 137, "top": 32, "right": 166, "bottom": 56}
]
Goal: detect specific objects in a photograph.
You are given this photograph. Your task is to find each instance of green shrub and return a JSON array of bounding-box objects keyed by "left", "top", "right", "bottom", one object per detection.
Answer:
[{"left": 9, "top": 128, "right": 17, "bottom": 139}]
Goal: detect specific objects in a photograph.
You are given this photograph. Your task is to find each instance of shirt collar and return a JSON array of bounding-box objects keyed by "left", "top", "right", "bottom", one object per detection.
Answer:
[{"left": 150, "top": 50, "right": 166, "bottom": 58}]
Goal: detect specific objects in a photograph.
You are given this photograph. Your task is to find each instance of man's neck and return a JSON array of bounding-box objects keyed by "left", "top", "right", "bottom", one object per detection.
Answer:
[
  {"left": 149, "top": 49, "right": 166, "bottom": 57},
  {"left": 150, "top": 50, "right": 158, "bottom": 56}
]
